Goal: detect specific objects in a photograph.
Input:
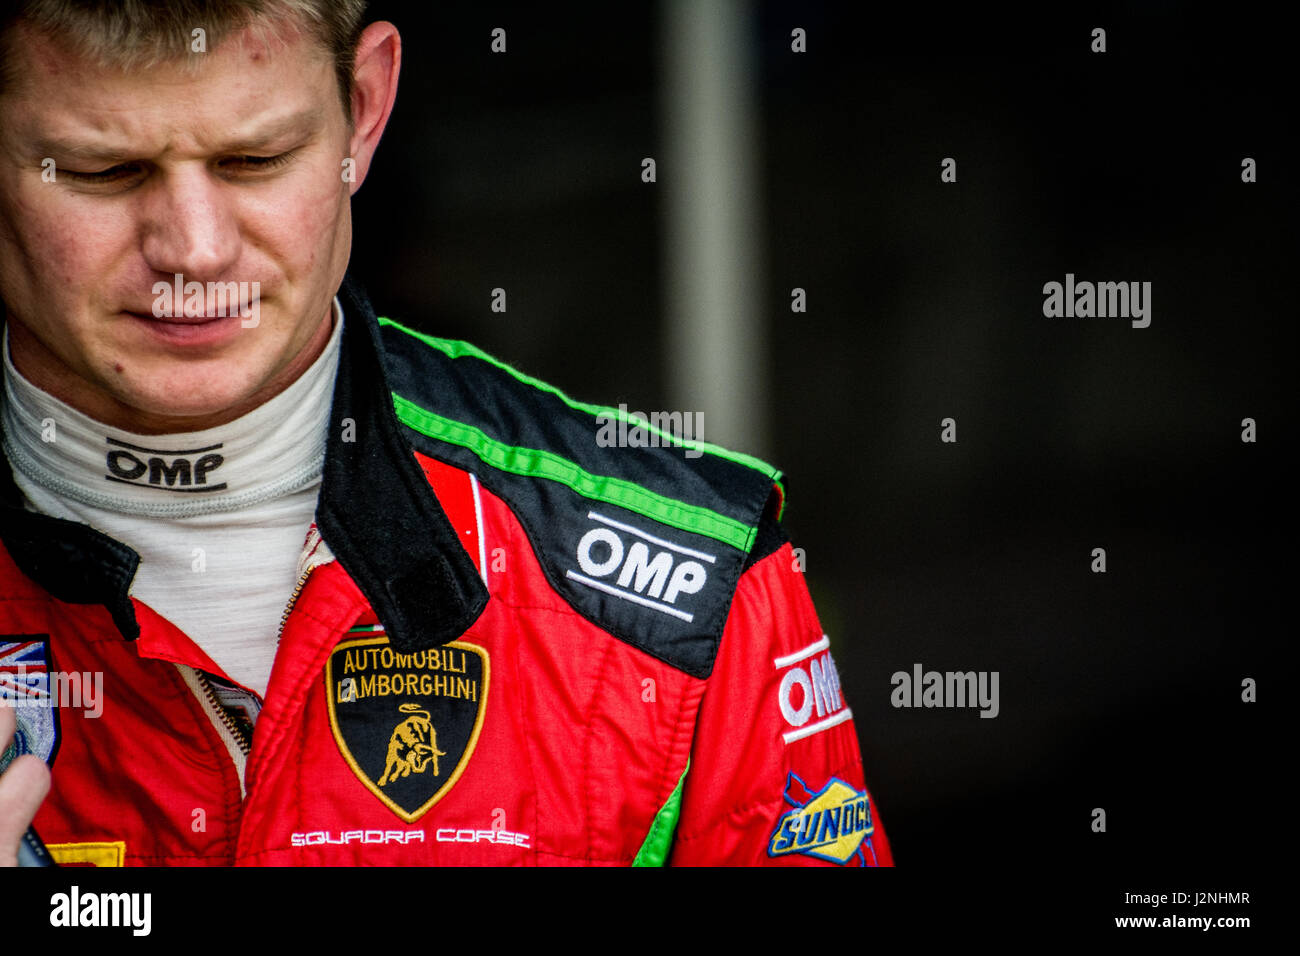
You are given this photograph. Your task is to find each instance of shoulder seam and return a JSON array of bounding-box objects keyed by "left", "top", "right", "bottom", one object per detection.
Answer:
[
  {"left": 377, "top": 316, "right": 784, "bottom": 484},
  {"left": 392, "top": 393, "right": 759, "bottom": 553}
]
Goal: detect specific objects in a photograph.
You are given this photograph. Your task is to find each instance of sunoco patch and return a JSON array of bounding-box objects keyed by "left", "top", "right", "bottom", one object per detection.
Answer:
[
  {"left": 767, "top": 772, "right": 880, "bottom": 866},
  {"left": 326, "top": 634, "right": 489, "bottom": 823}
]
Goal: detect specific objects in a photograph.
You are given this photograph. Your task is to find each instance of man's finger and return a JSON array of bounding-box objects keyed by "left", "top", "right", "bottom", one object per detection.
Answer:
[{"left": 0, "top": 708, "right": 52, "bottom": 867}]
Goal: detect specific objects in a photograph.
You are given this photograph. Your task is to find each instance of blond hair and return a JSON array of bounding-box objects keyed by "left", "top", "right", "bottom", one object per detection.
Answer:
[{"left": 0, "top": 0, "right": 368, "bottom": 113}]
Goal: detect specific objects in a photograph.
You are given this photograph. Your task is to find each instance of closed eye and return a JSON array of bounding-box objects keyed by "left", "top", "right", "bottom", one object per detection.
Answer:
[
  {"left": 61, "top": 163, "right": 143, "bottom": 183},
  {"left": 57, "top": 151, "right": 297, "bottom": 185},
  {"left": 217, "top": 151, "right": 296, "bottom": 173}
]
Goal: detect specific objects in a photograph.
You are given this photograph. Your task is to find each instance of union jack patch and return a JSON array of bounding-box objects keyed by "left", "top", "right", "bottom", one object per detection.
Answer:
[{"left": 0, "top": 636, "right": 60, "bottom": 770}]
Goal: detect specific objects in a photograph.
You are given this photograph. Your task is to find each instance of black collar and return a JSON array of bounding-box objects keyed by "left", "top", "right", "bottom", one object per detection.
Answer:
[{"left": 0, "top": 274, "right": 488, "bottom": 652}]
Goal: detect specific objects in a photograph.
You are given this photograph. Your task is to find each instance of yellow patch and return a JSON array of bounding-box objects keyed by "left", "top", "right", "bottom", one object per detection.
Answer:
[
  {"left": 46, "top": 841, "right": 126, "bottom": 867},
  {"left": 768, "top": 775, "right": 875, "bottom": 864}
]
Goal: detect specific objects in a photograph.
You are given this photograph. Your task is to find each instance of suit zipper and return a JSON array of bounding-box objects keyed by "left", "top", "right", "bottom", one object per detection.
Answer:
[
  {"left": 176, "top": 664, "right": 251, "bottom": 800},
  {"left": 190, "top": 561, "right": 309, "bottom": 762},
  {"left": 175, "top": 560, "right": 322, "bottom": 831},
  {"left": 194, "top": 671, "right": 253, "bottom": 756},
  {"left": 276, "top": 566, "right": 313, "bottom": 642}
]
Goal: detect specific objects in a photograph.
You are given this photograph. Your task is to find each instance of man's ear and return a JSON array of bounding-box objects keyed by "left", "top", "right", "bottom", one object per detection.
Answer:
[{"left": 346, "top": 21, "right": 401, "bottom": 195}]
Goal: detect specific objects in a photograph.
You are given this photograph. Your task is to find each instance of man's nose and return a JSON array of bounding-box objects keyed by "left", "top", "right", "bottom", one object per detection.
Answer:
[{"left": 139, "top": 165, "right": 241, "bottom": 281}]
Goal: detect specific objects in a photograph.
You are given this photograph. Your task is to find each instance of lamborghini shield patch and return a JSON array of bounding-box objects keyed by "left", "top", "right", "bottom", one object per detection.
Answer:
[{"left": 326, "top": 635, "right": 489, "bottom": 823}]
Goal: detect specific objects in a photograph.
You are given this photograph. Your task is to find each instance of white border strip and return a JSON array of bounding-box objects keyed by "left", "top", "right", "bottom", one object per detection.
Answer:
[
  {"left": 773, "top": 634, "right": 831, "bottom": 669},
  {"left": 469, "top": 472, "right": 488, "bottom": 585},
  {"left": 782, "top": 708, "right": 853, "bottom": 744},
  {"left": 565, "top": 570, "right": 695, "bottom": 622},
  {"left": 587, "top": 510, "right": 716, "bottom": 564}
]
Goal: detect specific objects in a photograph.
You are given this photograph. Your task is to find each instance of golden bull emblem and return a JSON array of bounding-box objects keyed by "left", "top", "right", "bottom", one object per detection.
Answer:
[
  {"left": 325, "top": 635, "right": 490, "bottom": 822},
  {"left": 378, "top": 703, "right": 448, "bottom": 786}
]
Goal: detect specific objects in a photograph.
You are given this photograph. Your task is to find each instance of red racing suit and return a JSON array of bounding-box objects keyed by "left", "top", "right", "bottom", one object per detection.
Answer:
[{"left": 0, "top": 276, "right": 894, "bottom": 866}]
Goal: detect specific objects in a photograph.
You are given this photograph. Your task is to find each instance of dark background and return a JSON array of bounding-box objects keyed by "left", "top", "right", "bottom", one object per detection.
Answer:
[{"left": 351, "top": 2, "right": 1289, "bottom": 876}]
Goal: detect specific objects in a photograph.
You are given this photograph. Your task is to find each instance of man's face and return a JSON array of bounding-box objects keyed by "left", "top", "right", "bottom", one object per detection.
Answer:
[{"left": 0, "top": 22, "right": 357, "bottom": 431}]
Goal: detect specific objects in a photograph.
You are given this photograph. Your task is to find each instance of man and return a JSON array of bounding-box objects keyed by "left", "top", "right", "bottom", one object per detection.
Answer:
[{"left": 0, "top": 0, "right": 892, "bottom": 866}]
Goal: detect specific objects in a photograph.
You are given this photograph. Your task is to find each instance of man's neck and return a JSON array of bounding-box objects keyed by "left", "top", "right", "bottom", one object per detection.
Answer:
[{"left": 2, "top": 300, "right": 345, "bottom": 517}]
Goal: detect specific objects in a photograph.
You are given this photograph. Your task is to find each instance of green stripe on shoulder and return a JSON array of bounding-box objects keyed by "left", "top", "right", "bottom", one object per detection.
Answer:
[
  {"left": 392, "top": 394, "right": 756, "bottom": 552},
  {"left": 378, "top": 317, "right": 782, "bottom": 483}
]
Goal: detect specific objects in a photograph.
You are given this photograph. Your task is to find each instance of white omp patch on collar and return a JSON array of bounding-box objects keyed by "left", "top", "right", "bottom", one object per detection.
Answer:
[{"left": 2, "top": 299, "right": 344, "bottom": 518}]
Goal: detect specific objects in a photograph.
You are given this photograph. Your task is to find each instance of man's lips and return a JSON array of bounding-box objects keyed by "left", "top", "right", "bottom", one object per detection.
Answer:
[
  {"left": 126, "top": 310, "right": 222, "bottom": 324},
  {"left": 120, "top": 308, "right": 250, "bottom": 347},
  {"left": 123, "top": 307, "right": 257, "bottom": 324}
]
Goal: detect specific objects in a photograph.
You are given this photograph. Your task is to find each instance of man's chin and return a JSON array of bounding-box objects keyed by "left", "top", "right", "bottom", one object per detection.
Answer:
[{"left": 101, "top": 374, "right": 272, "bottom": 434}]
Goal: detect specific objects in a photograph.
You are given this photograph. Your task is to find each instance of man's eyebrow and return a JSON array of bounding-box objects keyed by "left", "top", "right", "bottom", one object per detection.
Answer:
[
  {"left": 221, "top": 107, "right": 327, "bottom": 151},
  {"left": 32, "top": 107, "right": 326, "bottom": 162},
  {"left": 30, "top": 139, "right": 134, "bottom": 164}
]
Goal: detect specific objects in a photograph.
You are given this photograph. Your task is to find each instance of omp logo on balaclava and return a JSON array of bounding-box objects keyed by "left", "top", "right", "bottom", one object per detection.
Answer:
[{"left": 104, "top": 438, "right": 226, "bottom": 492}]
